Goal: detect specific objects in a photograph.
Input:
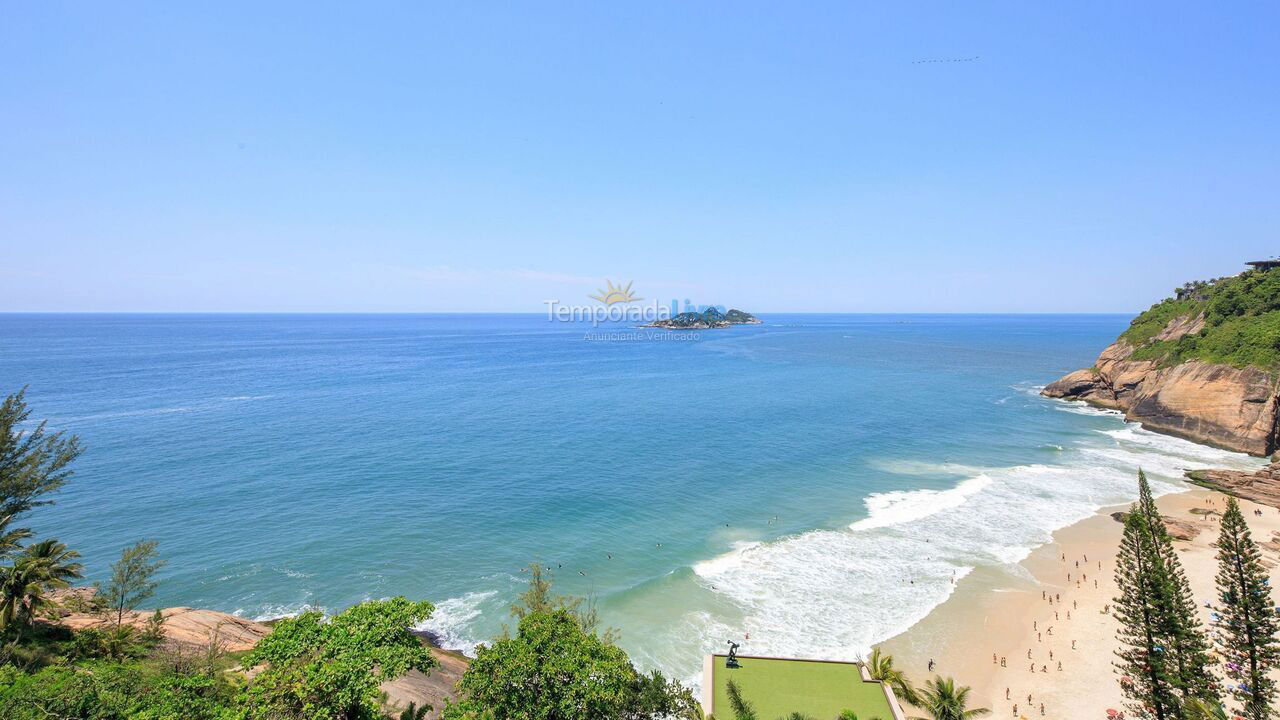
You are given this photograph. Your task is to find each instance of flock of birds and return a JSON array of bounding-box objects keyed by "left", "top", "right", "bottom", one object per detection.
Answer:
[{"left": 912, "top": 55, "right": 981, "bottom": 64}]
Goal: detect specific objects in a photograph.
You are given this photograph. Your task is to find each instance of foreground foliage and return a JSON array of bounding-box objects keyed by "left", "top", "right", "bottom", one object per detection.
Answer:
[
  {"left": 864, "top": 646, "right": 919, "bottom": 706},
  {"left": 0, "top": 659, "right": 238, "bottom": 720},
  {"left": 444, "top": 608, "right": 699, "bottom": 720},
  {"left": 1113, "top": 471, "right": 1220, "bottom": 719},
  {"left": 1212, "top": 497, "right": 1280, "bottom": 719},
  {"left": 238, "top": 597, "right": 437, "bottom": 720}
]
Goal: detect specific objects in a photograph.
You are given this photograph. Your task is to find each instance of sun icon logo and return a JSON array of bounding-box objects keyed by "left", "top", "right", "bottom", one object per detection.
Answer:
[{"left": 589, "top": 280, "right": 642, "bottom": 305}]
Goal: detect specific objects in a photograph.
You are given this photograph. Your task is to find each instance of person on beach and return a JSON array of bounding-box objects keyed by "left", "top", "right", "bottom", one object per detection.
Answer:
[{"left": 1001, "top": 656, "right": 1006, "bottom": 667}]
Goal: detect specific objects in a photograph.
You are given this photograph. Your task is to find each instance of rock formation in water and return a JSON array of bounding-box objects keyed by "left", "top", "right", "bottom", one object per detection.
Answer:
[
  {"left": 1185, "top": 458, "right": 1280, "bottom": 508},
  {"left": 1043, "top": 266, "right": 1280, "bottom": 456}
]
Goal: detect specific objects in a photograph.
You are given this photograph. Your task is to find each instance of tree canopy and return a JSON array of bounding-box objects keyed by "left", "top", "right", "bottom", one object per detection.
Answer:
[{"left": 238, "top": 597, "right": 437, "bottom": 720}]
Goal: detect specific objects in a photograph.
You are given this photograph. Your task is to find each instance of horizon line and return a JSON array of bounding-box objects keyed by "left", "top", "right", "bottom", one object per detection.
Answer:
[{"left": 0, "top": 310, "right": 1140, "bottom": 316}]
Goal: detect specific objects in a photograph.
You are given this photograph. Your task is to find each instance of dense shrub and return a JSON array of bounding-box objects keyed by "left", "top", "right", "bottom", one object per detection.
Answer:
[
  {"left": 1121, "top": 269, "right": 1280, "bottom": 369},
  {"left": 0, "top": 661, "right": 236, "bottom": 720}
]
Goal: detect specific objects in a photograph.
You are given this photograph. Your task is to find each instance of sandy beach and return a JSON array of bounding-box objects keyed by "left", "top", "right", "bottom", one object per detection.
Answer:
[{"left": 883, "top": 486, "right": 1280, "bottom": 719}]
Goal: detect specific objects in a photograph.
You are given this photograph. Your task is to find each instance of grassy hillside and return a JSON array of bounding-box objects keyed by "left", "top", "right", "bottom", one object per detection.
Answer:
[{"left": 1123, "top": 268, "right": 1280, "bottom": 369}]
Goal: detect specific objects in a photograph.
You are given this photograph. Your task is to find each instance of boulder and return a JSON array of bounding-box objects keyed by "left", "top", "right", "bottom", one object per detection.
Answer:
[{"left": 1110, "top": 511, "right": 1202, "bottom": 541}]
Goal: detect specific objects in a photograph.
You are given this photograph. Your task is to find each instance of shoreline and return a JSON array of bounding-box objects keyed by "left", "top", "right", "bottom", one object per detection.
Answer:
[{"left": 881, "top": 483, "right": 1280, "bottom": 718}]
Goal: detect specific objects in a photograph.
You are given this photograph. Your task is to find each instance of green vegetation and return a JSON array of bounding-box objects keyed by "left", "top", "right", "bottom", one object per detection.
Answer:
[
  {"left": 907, "top": 676, "right": 989, "bottom": 720},
  {"left": 1, "top": 386, "right": 85, "bottom": 644},
  {"left": 1113, "top": 470, "right": 1219, "bottom": 719},
  {"left": 1212, "top": 498, "right": 1280, "bottom": 719},
  {"left": 239, "top": 597, "right": 437, "bottom": 720},
  {"left": 0, "top": 660, "right": 239, "bottom": 720},
  {"left": 709, "top": 655, "right": 895, "bottom": 720},
  {"left": 104, "top": 539, "right": 165, "bottom": 627},
  {"left": 445, "top": 608, "right": 697, "bottom": 720},
  {"left": 1120, "top": 268, "right": 1280, "bottom": 369},
  {"left": 445, "top": 563, "right": 699, "bottom": 720},
  {"left": 652, "top": 308, "right": 758, "bottom": 329},
  {"left": 864, "top": 646, "right": 919, "bottom": 706},
  {"left": 509, "top": 561, "right": 615, "bottom": 642},
  {"left": 0, "top": 388, "right": 444, "bottom": 720},
  {"left": 1, "top": 386, "right": 987, "bottom": 720}
]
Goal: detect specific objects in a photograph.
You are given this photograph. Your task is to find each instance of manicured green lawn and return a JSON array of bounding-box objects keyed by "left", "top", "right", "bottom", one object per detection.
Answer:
[{"left": 710, "top": 655, "right": 895, "bottom": 719}]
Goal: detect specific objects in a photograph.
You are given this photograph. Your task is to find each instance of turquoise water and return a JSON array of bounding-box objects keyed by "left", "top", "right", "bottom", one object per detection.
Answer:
[{"left": 0, "top": 314, "right": 1261, "bottom": 682}]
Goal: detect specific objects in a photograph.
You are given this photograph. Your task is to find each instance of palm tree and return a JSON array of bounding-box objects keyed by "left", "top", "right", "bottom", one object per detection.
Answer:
[
  {"left": 863, "top": 647, "right": 919, "bottom": 705},
  {"left": 0, "top": 538, "right": 82, "bottom": 631},
  {"left": 725, "top": 679, "right": 758, "bottom": 720},
  {"left": 908, "top": 676, "right": 989, "bottom": 720},
  {"left": 0, "top": 515, "right": 33, "bottom": 560},
  {"left": 1183, "top": 698, "right": 1229, "bottom": 720}
]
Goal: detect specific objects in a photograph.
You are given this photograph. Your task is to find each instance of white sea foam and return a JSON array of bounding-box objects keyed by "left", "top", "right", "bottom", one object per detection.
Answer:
[
  {"left": 848, "top": 474, "right": 993, "bottom": 532},
  {"left": 692, "top": 541, "right": 763, "bottom": 576},
  {"left": 1052, "top": 402, "right": 1124, "bottom": 418},
  {"left": 681, "top": 410, "right": 1265, "bottom": 674},
  {"left": 417, "top": 591, "right": 497, "bottom": 655},
  {"left": 410, "top": 390, "right": 1267, "bottom": 686},
  {"left": 240, "top": 603, "right": 327, "bottom": 622}
]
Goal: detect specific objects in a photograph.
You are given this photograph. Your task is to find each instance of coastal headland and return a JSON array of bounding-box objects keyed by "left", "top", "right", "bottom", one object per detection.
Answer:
[{"left": 1043, "top": 265, "right": 1280, "bottom": 456}]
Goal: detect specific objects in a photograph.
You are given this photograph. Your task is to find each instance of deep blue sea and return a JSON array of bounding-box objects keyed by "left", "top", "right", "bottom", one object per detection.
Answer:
[{"left": 0, "top": 314, "right": 1261, "bottom": 682}]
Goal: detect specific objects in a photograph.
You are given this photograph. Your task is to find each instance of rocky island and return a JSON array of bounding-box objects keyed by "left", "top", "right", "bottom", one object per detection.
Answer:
[
  {"left": 646, "top": 307, "right": 760, "bottom": 329},
  {"left": 1043, "top": 261, "right": 1280, "bottom": 456}
]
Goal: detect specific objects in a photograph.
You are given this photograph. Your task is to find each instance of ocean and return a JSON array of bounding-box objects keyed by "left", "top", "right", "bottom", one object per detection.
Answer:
[{"left": 0, "top": 313, "right": 1262, "bottom": 685}]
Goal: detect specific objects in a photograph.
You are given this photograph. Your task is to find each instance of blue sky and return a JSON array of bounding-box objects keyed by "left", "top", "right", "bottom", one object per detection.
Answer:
[{"left": 2, "top": 2, "right": 1277, "bottom": 312}]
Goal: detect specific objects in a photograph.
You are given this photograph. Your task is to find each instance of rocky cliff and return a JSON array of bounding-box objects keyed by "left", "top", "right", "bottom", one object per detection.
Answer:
[{"left": 1043, "top": 313, "right": 1280, "bottom": 456}]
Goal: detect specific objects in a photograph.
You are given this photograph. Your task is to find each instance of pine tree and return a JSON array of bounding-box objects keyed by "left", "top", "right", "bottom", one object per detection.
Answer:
[
  {"left": 1212, "top": 497, "right": 1280, "bottom": 720},
  {"left": 1136, "top": 470, "right": 1218, "bottom": 705},
  {"left": 1114, "top": 508, "right": 1181, "bottom": 719}
]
